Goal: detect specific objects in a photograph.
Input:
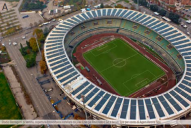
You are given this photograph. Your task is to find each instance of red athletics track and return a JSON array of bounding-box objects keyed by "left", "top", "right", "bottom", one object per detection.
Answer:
[{"left": 73, "top": 33, "right": 176, "bottom": 98}]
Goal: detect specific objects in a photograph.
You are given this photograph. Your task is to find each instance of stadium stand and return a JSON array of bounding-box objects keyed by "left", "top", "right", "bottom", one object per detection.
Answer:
[{"left": 45, "top": 9, "right": 191, "bottom": 122}]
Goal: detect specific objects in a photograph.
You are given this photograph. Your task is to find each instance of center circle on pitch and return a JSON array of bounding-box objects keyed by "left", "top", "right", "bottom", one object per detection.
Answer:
[{"left": 113, "top": 58, "right": 126, "bottom": 68}]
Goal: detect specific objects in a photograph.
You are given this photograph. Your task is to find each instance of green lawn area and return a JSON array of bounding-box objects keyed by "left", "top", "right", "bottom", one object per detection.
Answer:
[
  {"left": 0, "top": 72, "right": 22, "bottom": 123},
  {"left": 83, "top": 38, "right": 165, "bottom": 96}
]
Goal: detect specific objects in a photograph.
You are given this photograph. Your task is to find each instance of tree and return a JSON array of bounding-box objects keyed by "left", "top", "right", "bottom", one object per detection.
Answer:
[
  {"left": 115, "top": 4, "right": 124, "bottom": 8},
  {"left": 39, "top": 60, "right": 47, "bottom": 74},
  {"left": 39, "top": 20, "right": 42, "bottom": 24},
  {"left": 139, "top": 0, "right": 148, "bottom": 7},
  {"left": 168, "top": 12, "right": 180, "bottom": 24},
  {"left": 100, "top": 3, "right": 104, "bottom": 8},
  {"left": 1, "top": 46, "right": 6, "bottom": 51},
  {"left": 29, "top": 37, "right": 41, "bottom": 52},
  {"left": 130, "top": 5, "right": 135, "bottom": 10},
  {"left": 20, "top": 43, "right": 26, "bottom": 55},
  {"left": 33, "top": 28, "right": 45, "bottom": 43},
  {"left": 42, "top": 50, "right": 45, "bottom": 61},
  {"left": 26, "top": 49, "right": 30, "bottom": 54},
  {"left": 150, "top": 5, "right": 158, "bottom": 12},
  {"left": 43, "top": 27, "right": 49, "bottom": 37},
  {"left": 104, "top": 5, "right": 112, "bottom": 8},
  {"left": 26, "top": 57, "right": 36, "bottom": 68},
  {"left": 34, "top": 22, "right": 38, "bottom": 26},
  {"left": 29, "top": 23, "right": 33, "bottom": 28},
  {"left": 26, "top": 41, "right": 30, "bottom": 48},
  {"left": 158, "top": 9, "right": 166, "bottom": 16}
]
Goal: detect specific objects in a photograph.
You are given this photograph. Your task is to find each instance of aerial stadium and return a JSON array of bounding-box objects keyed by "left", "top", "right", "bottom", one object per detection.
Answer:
[{"left": 44, "top": 8, "right": 191, "bottom": 125}]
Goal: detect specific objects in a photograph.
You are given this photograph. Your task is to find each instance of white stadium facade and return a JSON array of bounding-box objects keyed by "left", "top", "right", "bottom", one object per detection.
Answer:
[{"left": 44, "top": 9, "right": 191, "bottom": 126}]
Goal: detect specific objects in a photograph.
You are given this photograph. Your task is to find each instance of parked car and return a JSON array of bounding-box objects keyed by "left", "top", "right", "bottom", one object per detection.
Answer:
[
  {"left": 186, "top": 20, "right": 191, "bottom": 24},
  {"left": 13, "top": 42, "right": 17, "bottom": 46},
  {"left": 39, "top": 24, "right": 43, "bottom": 27},
  {"left": 183, "top": 25, "right": 187, "bottom": 28}
]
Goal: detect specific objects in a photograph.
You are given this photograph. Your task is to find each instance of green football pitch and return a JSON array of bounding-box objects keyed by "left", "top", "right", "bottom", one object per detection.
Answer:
[{"left": 83, "top": 38, "right": 165, "bottom": 96}]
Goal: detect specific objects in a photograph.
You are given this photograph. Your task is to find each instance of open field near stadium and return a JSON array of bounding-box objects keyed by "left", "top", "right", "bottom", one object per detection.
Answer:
[
  {"left": 0, "top": 72, "right": 22, "bottom": 122},
  {"left": 83, "top": 38, "right": 165, "bottom": 96}
]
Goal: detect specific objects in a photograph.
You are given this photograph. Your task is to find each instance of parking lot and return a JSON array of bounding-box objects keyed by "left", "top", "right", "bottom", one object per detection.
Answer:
[{"left": 35, "top": 71, "right": 87, "bottom": 121}]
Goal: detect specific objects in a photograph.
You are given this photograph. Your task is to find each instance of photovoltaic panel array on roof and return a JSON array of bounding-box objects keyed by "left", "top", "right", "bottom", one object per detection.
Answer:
[{"left": 44, "top": 9, "right": 191, "bottom": 122}]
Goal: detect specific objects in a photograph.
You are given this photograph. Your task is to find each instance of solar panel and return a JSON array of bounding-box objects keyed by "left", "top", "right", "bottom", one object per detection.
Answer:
[
  {"left": 94, "top": 94, "right": 111, "bottom": 111},
  {"left": 111, "top": 98, "right": 123, "bottom": 117},
  {"left": 130, "top": 100, "right": 136, "bottom": 119},
  {"left": 72, "top": 81, "right": 89, "bottom": 95},
  {"left": 107, "top": 9, "right": 112, "bottom": 16},
  {"left": 139, "top": 16, "right": 151, "bottom": 24},
  {"left": 88, "top": 91, "right": 105, "bottom": 107},
  {"left": 131, "top": 13, "right": 142, "bottom": 21},
  {"left": 86, "top": 12, "right": 93, "bottom": 19},
  {"left": 119, "top": 10, "right": 128, "bottom": 17},
  {"left": 102, "top": 9, "right": 107, "bottom": 16},
  {"left": 179, "top": 84, "right": 191, "bottom": 94},
  {"left": 111, "top": 9, "right": 117, "bottom": 16},
  {"left": 60, "top": 72, "right": 78, "bottom": 83},
  {"left": 138, "top": 100, "right": 146, "bottom": 120},
  {"left": 145, "top": 99, "right": 155, "bottom": 119},
  {"left": 120, "top": 99, "right": 129, "bottom": 119},
  {"left": 164, "top": 93, "right": 182, "bottom": 112},
  {"left": 102, "top": 96, "right": 117, "bottom": 115},
  {"left": 115, "top": 9, "right": 122, "bottom": 16},
  {"left": 158, "top": 96, "right": 174, "bottom": 115},
  {"left": 97, "top": 10, "right": 101, "bottom": 17},
  {"left": 91, "top": 11, "right": 98, "bottom": 17},
  {"left": 123, "top": 10, "right": 133, "bottom": 18},
  {"left": 71, "top": 17, "right": 81, "bottom": 23},
  {"left": 81, "top": 13, "right": 89, "bottom": 20},
  {"left": 175, "top": 87, "right": 191, "bottom": 101},
  {"left": 76, "top": 85, "right": 94, "bottom": 99},
  {"left": 170, "top": 90, "right": 189, "bottom": 107},
  {"left": 158, "top": 27, "right": 173, "bottom": 34},
  {"left": 151, "top": 98, "right": 165, "bottom": 117},
  {"left": 84, "top": 88, "right": 99, "bottom": 103},
  {"left": 76, "top": 15, "right": 85, "bottom": 21}
]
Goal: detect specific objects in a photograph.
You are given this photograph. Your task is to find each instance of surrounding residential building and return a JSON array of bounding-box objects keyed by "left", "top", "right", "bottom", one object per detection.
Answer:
[{"left": 159, "top": 0, "right": 191, "bottom": 6}]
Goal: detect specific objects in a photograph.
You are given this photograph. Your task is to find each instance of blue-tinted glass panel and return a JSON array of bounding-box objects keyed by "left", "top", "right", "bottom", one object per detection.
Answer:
[
  {"left": 158, "top": 96, "right": 174, "bottom": 115},
  {"left": 130, "top": 100, "right": 136, "bottom": 119},
  {"left": 111, "top": 98, "right": 123, "bottom": 117},
  {"left": 94, "top": 94, "right": 111, "bottom": 111},
  {"left": 170, "top": 90, "right": 189, "bottom": 107},
  {"left": 138, "top": 100, "right": 145, "bottom": 120},
  {"left": 71, "top": 81, "right": 89, "bottom": 95},
  {"left": 84, "top": 88, "right": 99, "bottom": 103},
  {"left": 102, "top": 96, "right": 117, "bottom": 115},
  {"left": 120, "top": 99, "right": 129, "bottom": 119},
  {"left": 145, "top": 99, "right": 155, "bottom": 119},
  {"left": 164, "top": 93, "right": 182, "bottom": 112},
  {"left": 76, "top": 85, "right": 94, "bottom": 99},
  {"left": 88, "top": 91, "right": 105, "bottom": 107}
]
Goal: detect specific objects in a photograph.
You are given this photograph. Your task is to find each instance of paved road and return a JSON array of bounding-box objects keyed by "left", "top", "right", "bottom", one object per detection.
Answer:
[
  {"left": 3, "top": 38, "right": 60, "bottom": 128},
  {"left": 0, "top": 8, "right": 82, "bottom": 128}
]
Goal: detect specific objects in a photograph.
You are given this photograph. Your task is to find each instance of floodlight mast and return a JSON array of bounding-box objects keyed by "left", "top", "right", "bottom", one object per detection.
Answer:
[
  {"left": 81, "top": 94, "right": 88, "bottom": 120},
  {"left": 34, "top": 33, "right": 41, "bottom": 57},
  {"left": 137, "top": 0, "right": 139, "bottom": 10}
]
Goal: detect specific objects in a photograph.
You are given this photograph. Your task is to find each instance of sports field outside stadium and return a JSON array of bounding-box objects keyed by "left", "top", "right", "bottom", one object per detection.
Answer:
[{"left": 83, "top": 38, "right": 165, "bottom": 96}]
